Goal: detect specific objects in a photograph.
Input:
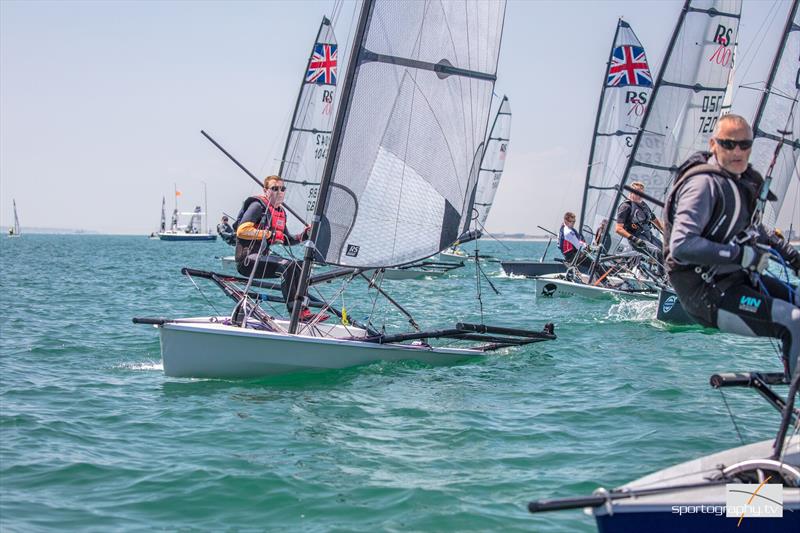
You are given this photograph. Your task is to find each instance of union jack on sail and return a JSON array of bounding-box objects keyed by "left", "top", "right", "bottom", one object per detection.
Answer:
[
  {"left": 607, "top": 45, "right": 652, "bottom": 87},
  {"left": 306, "top": 43, "right": 337, "bottom": 85}
]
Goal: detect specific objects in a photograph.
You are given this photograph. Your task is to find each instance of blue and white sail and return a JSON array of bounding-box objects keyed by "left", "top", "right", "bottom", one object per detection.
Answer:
[
  {"left": 752, "top": 0, "right": 800, "bottom": 229},
  {"left": 472, "top": 95, "right": 511, "bottom": 230},
  {"left": 314, "top": 0, "right": 506, "bottom": 268},
  {"left": 280, "top": 17, "right": 338, "bottom": 236},
  {"left": 579, "top": 19, "right": 653, "bottom": 237}
]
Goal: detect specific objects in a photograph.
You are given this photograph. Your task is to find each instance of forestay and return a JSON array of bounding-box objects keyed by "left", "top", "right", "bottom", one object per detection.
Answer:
[
  {"left": 472, "top": 95, "right": 511, "bottom": 229},
  {"left": 280, "top": 17, "right": 338, "bottom": 235},
  {"left": 579, "top": 20, "right": 653, "bottom": 239},
  {"left": 625, "top": 0, "right": 741, "bottom": 218},
  {"left": 315, "top": 0, "right": 505, "bottom": 268},
  {"left": 752, "top": 1, "right": 800, "bottom": 229}
]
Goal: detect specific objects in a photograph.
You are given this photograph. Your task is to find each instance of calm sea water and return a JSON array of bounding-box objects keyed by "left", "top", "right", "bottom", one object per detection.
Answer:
[{"left": 0, "top": 235, "right": 788, "bottom": 531}]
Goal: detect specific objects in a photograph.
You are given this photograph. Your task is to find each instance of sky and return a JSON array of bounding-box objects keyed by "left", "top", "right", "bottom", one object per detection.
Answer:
[{"left": 1, "top": 0, "right": 797, "bottom": 235}]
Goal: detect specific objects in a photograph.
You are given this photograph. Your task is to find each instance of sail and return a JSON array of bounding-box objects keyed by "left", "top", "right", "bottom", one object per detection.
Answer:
[
  {"left": 579, "top": 20, "right": 653, "bottom": 240},
  {"left": 472, "top": 95, "right": 511, "bottom": 229},
  {"left": 280, "top": 17, "right": 338, "bottom": 236},
  {"left": 170, "top": 208, "right": 178, "bottom": 231},
  {"left": 752, "top": 0, "right": 800, "bottom": 228},
  {"left": 720, "top": 44, "right": 736, "bottom": 115},
  {"left": 188, "top": 207, "right": 202, "bottom": 234},
  {"left": 159, "top": 196, "right": 166, "bottom": 232},
  {"left": 315, "top": 0, "right": 506, "bottom": 268},
  {"left": 624, "top": 0, "right": 741, "bottom": 218}
]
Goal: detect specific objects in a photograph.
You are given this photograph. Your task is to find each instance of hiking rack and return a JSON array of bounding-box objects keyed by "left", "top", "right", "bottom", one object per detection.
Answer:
[
  {"left": 710, "top": 371, "right": 796, "bottom": 418},
  {"left": 364, "top": 322, "right": 556, "bottom": 351}
]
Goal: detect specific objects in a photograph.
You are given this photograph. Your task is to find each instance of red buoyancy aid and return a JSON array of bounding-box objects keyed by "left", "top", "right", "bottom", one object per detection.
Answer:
[{"left": 267, "top": 203, "right": 286, "bottom": 244}]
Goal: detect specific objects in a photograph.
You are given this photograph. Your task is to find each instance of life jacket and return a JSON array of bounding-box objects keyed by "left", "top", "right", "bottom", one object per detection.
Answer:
[
  {"left": 233, "top": 196, "right": 289, "bottom": 265},
  {"left": 663, "top": 151, "right": 766, "bottom": 273},
  {"left": 558, "top": 224, "right": 584, "bottom": 255},
  {"left": 619, "top": 199, "right": 654, "bottom": 236}
]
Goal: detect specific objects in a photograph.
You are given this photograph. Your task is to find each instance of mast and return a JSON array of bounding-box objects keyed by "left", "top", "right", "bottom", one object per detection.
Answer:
[
  {"left": 751, "top": 0, "right": 800, "bottom": 226},
  {"left": 578, "top": 19, "right": 624, "bottom": 232},
  {"left": 288, "top": 0, "right": 375, "bottom": 334},
  {"left": 589, "top": 0, "right": 691, "bottom": 280}
]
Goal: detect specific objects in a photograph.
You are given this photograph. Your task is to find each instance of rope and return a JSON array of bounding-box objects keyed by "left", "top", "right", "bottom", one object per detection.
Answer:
[{"left": 719, "top": 388, "right": 746, "bottom": 446}]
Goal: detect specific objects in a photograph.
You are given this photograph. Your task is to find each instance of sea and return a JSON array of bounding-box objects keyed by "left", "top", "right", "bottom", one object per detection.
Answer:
[{"left": 0, "top": 235, "right": 791, "bottom": 531}]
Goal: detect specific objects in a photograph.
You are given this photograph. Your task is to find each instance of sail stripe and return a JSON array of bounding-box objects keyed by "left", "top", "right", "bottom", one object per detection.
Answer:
[{"left": 361, "top": 50, "right": 498, "bottom": 82}]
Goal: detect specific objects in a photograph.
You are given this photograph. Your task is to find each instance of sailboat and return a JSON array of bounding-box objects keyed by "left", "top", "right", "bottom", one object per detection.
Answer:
[
  {"left": 530, "top": 19, "right": 659, "bottom": 299},
  {"left": 657, "top": 0, "right": 800, "bottom": 324},
  {"left": 157, "top": 184, "right": 217, "bottom": 241},
  {"left": 135, "top": 0, "right": 556, "bottom": 378},
  {"left": 7, "top": 199, "right": 21, "bottom": 238}
]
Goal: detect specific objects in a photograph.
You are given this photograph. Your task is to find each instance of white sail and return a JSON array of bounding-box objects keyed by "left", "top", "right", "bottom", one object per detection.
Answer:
[
  {"left": 752, "top": 1, "right": 800, "bottom": 228},
  {"left": 472, "top": 95, "right": 511, "bottom": 229},
  {"left": 720, "top": 43, "right": 736, "bottom": 115},
  {"left": 579, "top": 19, "right": 653, "bottom": 240},
  {"left": 280, "top": 17, "right": 338, "bottom": 236},
  {"left": 315, "top": 0, "right": 505, "bottom": 268},
  {"left": 10, "top": 199, "right": 20, "bottom": 236},
  {"left": 625, "top": 0, "right": 742, "bottom": 217},
  {"left": 159, "top": 196, "right": 166, "bottom": 232},
  {"left": 188, "top": 206, "right": 202, "bottom": 234}
]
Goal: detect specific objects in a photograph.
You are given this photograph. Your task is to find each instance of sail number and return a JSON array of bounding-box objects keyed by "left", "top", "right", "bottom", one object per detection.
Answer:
[
  {"left": 698, "top": 95, "right": 723, "bottom": 133},
  {"left": 307, "top": 187, "right": 319, "bottom": 211},
  {"left": 315, "top": 133, "right": 330, "bottom": 160}
]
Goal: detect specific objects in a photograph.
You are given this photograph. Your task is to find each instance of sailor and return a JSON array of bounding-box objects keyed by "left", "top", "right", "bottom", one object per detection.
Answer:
[
  {"left": 664, "top": 114, "right": 800, "bottom": 377},
  {"left": 217, "top": 215, "right": 236, "bottom": 245},
  {"left": 593, "top": 219, "right": 613, "bottom": 255},
  {"left": 558, "top": 211, "right": 588, "bottom": 265},
  {"left": 234, "top": 175, "right": 323, "bottom": 322},
  {"left": 615, "top": 181, "right": 665, "bottom": 266}
]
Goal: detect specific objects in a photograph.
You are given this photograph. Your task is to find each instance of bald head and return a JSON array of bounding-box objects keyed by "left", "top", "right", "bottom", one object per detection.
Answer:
[{"left": 712, "top": 114, "right": 753, "bottom": 139}]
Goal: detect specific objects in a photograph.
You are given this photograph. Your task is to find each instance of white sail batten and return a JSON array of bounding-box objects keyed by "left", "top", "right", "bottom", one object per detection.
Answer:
[
  {"left": 315, "top": 0, "right": 506, "bottom": 268},
  {"left": 281, "top": 17, "right": 338, "bottom": 235},
  {"left": 580, "top": 20, "right": 653, "bottom": 240},
  {"left": 473, "top": 95, "right": 511, "bottom": 229},
  {"left": 752, "top": 2, "right": 800, "bottom": 228},
  {"left": 627, "top": 0, "right": 741, "bottom": 217}
]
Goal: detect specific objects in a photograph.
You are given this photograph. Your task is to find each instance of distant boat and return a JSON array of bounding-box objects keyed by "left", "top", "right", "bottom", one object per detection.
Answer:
[
  {"left": 8, "top": 199, "right": 21, "bottom": 238},
  {"left": 157, "top": 184, "right": 217, "bottom": 242}
]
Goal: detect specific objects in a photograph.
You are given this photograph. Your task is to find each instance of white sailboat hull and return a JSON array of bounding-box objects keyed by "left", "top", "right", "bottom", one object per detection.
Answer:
[
  {"left": 158, "top": 317, "right": 485, "bottom": 378},
  {"left": 534, "top": 276, "right": 657, "bottom": 300}
]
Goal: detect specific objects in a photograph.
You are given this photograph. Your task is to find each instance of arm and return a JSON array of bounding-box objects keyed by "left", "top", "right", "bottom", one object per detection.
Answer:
[
  {"left": 669, "top": 175, "right": 738, "bottom": 266},
  {"left": 563, "top": 228, "right": 586, "bottom": 250},
  {"left": 615, "top": 203, "right": 633, "bottom": 239},
  {"left": 236, "top": 203, "right": 272, "bottom": 241}
]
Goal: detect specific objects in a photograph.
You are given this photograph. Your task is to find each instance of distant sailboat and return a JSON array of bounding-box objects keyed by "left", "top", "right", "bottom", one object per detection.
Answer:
[
  {"left": 8, "top": 199, "right": 21, "bottom": 238},
  {"left": 157, "top": 184, "right": 217, "bottom": 242}
]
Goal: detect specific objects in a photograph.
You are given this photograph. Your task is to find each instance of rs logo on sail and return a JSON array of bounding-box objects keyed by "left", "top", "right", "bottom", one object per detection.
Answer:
[{"left": 738, "top": 296, "right": 762, "bottom": 313}]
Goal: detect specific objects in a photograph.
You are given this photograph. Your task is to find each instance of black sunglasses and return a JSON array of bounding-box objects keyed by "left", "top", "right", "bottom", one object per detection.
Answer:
[
  {"left": 715, "top": 138, "right": 753, "bottom": 151},
  {"left": 269, "top": 185, "right": 287, "bottom": 192}
]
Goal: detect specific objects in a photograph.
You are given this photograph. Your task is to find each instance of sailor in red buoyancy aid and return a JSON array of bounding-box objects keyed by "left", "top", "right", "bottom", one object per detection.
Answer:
[
  {"left": 558, "top": 211, "right": 587, "bottom": 265},
  {"left": 234, "top": 175, "right": 323, "bottom": 322}
]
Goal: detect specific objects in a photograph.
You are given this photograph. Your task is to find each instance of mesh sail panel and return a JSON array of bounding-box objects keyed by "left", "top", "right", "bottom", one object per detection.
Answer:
[
  {"left": 752, "top": 5, "right": 799, "bottom": 228},
  {"left": 581, "top": 20, "right": 653, "bottom": 246},
  {"left": 281, "top": 18, "right": 338, "bottom": 235},
  {"left": 473, "top": 95, "right": 511, "bottom": 228},
  {"left": 627, "top": 0, "right": 741, "bottom": 218},
  {"left": 317, "top": 0, "right": 505, "bottom": 267}
]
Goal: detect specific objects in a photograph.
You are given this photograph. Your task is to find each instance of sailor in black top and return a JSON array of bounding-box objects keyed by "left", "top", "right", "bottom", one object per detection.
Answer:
[
  {"left": 664, "top": 114, "right": 800, "bottom": 377},
  {"left": 616, "top": 181, "right": 665, "bottom": 268},
  {"left": 217, "top": 215, "right": 235, "bottom": 245},
  {"left": 234, "top": 175, "right": 319, "bottom": 321}
]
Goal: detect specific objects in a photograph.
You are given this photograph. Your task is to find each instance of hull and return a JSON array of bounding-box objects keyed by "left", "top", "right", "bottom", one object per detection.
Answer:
[
  {"left": 438, "top": 249, "right": 468, "bottom": 263},
  {"left": 534, "top": 276, "right": 657, "bottom": 300},
  {"left": 594, "top": 437, "right": 800, "bottom": 533},
  {"left": 158, "top": 232, "right": 217, "bottom": 242},
  {"left": 656, "top": 287, "right": 696, "bottom": 325},
  {"left": 159, "top": 317, "right": 485, "bottom": 378}
]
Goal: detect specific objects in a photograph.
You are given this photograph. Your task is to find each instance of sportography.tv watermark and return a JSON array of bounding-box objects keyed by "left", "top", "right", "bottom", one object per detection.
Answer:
[{"left": 670, "top": 481, "right": 784, "bottom": 525}]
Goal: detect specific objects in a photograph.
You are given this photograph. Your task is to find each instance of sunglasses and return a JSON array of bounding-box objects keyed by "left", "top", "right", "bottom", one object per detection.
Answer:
[
  {"left": 715, "top": 138, "right": 753, "bottom": 151},
  {"left": 269, "top": 185, "right": 287, "bottom": 192}
]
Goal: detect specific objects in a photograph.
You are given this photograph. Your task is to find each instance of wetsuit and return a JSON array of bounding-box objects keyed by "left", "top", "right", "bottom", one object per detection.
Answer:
[
  {"left": 217, "top": 221, "right": 235, "bottom": 246},
  {"left": 617, "top": 199, "right": 663, "bottom": 262},
  {"left": 235, "top": 197, "right": 309, "bottom": 314},
  {"left": 664, "top": 152, "right": 800, "bottom": 376}
]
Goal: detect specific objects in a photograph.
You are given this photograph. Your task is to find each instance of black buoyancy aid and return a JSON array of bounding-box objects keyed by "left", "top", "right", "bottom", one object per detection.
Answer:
[
  {"left": 664, "top": 151, "right": 765, "bottom": 272},
  {"left": 558, "top": 224, "right": 584, "bottom": 254},
  {"left": 620, "top": 200, "right": 654, "bottom": 235}
]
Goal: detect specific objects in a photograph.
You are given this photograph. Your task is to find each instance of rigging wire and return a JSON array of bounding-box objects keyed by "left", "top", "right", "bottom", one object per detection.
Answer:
[{"left": 718, "top": 388, "right": 746, "bottom": 446}]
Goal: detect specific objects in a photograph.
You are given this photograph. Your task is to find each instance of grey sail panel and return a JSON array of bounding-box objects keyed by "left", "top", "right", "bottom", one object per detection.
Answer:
[
  {"left": 581, "top": 20, "right": 653, "bottom": 242},
  {"left": 281, "top": 18, "right": 338, "bottom": 235},
  {"left": 627, "top": 0, "right": 741, "bottom": 218},
  {"left": 752, "top": 4, "right": 800, "bottom": 228},
  {"left": 159, "top": 196, "right": 166, "bottom": 232},
  {"left": 473, "top": 95, "right": 511, "bottom": 229},
  {"left": 317, "top": 0, "right": 505, "bottom": 267}
]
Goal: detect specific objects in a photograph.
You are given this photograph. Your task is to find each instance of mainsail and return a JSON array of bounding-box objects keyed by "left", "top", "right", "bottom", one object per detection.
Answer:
[
  {"left": 159, "top": 196, "right": 166, "bottom": 233},
  {"left": 472, "top": 95, "right": 511, "bottom": 230},
  {"left": 752, "top": 0, "right": 800, "bottom": 229},
  {"left": 12, "top": 199, "right": 20, "bottom": 235},
  {"left": 579, "top": 19, "right": 653, "bottom": 239},
  {"left": 311, "top": 0, "right": 505, "bottom": 268},
  {"left": 188, "top": 206, "right": 202, "bottom": 234},
  {"left": 280, "top": 17, "right": 338, "bottom": 236}
]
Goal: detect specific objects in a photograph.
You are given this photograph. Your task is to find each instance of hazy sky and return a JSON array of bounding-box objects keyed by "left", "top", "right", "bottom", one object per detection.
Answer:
[{"left": 1, "top": 0, "right": 797, "bottom": 235}]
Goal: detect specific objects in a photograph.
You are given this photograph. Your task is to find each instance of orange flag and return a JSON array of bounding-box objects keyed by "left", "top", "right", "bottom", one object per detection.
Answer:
[{"left": 175, "top": 190, "right": 182, "bottom": 197}]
